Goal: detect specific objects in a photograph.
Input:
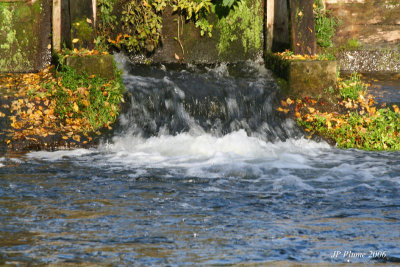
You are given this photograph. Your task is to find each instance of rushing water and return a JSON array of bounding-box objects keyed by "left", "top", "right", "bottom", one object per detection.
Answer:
[{"left": 1, "top": 60, "right": 400, "bottom": 266}]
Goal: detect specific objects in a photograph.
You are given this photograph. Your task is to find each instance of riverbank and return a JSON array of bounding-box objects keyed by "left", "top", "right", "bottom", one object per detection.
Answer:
[
  {"left": 0, "top": 56, "right": 125, "bottom": 152},
  {"left": 278, "top": 72, "right": 400, "bottom": 150}
]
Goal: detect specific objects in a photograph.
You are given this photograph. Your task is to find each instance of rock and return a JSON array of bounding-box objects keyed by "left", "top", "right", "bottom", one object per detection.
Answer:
[{"left": 65, "top": 55, "right": 115, "bottom": 80}]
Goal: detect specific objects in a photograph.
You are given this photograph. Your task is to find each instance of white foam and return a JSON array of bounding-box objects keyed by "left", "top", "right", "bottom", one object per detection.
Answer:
[
  {"left": 97, "top": 130, "right": 330, "bottom": 170},
  {"left": 27, "top": 148, "right": 93, "bottom": 161},
  {"left": 25, "top": 130, "right": 332, "bottom": 180}
]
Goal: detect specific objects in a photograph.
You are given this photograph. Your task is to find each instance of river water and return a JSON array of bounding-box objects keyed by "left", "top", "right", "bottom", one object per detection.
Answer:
[{"left": 1, "top": 60, "right": 399, "bottom": 265}]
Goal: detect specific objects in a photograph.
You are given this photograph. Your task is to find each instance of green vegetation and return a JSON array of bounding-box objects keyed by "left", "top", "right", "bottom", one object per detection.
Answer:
[
  {"left": 313, "top": 0, "right": 340, "bottom": 48},
  {"left": 54, "top": 64, "right": 124, "bottom": 131},
  {"left": 96, "top": 0, "right": 261, "bottom": 55},
  {"left": 280, "top": 73, "right": 400, "bottom": 151},
  {"left": 0, "top": 2, "right": 33, "bottom": 71},
  {"left": 72, "top": 18, "right": 94, "bottom": 48},
  {"left": 97, "top": 0, "right": 216, "bottom": 53},
  {"left": 216, "top": 0, "right": 262, "bottom": 55},
  {"left": 346, "top": 38, "right": 361, "bottom": 50},
  {"left": 338, "top": 73, "right": 367, "bottom": 100}
]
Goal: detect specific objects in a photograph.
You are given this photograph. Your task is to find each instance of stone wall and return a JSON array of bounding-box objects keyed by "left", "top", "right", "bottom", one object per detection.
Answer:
[
  {"left": 148, "top": 0, "right": 265, "bottom": 63},
  {"left": 0, "top": 0, "right": 51, "bottom": 72}
]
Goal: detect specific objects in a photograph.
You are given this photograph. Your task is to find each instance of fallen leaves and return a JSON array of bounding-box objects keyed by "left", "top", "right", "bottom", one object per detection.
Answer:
[
  {"left": 1, "top": 65, "right": 103, "bottom": 148},
  {"left": 275, "top": 50, "right": 330, "bottom": 61},
  {"left": 276, "top": 79, "right": 400, "bottom": 150}
]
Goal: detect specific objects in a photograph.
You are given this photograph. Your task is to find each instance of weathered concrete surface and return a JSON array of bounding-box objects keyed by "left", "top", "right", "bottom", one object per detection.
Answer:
[
  {"left": 66, "top": 55, "right": 115, "bottom": 79},
  {"left": 0, "top": 0, "right": 51, "bottom": 72},
  {"left": 265, "top": 53, "right": 337, "bottom": 99},
  {"left": 327, "top": 0, "right": 400, "bottom": 48},
  {"left": 289, "top": 60, "right": 337, "bottom": 98}
]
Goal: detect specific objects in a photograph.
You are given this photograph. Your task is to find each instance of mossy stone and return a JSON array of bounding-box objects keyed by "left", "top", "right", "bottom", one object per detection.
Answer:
[
  {"left": 65, "top": 55, "right": 115, "bottom": 80},
  {"left": 15, "top": 5, "right": 32, "bottom": 22},
  {"left": 265, "top": 53, "right": 338, "bottom": 102}
]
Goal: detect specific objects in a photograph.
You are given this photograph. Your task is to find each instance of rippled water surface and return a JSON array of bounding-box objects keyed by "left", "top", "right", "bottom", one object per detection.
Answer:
[{"left": 1, "top": 62, "right": 400, "bottom": 265}]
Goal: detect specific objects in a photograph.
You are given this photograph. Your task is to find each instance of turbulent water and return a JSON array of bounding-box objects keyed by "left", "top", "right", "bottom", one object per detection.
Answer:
[{"left": 1, "top": 60, "right": 400, "bottom": 265}]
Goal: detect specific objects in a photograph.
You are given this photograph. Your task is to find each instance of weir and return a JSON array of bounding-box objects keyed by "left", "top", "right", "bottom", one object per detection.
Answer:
[{"left": 115, "top": 59, "right": 301, "bottom": 141}]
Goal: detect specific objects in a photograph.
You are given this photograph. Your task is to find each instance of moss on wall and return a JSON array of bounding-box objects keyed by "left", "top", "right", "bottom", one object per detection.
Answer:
[
  {"left": 0, "top": 4, "right": 31, "bottom": 72},
  {"left": 216, "top": 0, "right": 263, "bottom": 58},
  {"left": 0, "top": 0, "right": 49, "bottom": 73},
  {"left": 71, "top": 18, "right": 94, "bottom": 48}
]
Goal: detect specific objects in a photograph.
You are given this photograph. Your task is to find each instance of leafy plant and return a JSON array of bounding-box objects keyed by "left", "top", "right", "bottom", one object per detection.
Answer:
[
  {"left": 97, "top": 0, "right": 118, "bottom": 50},
  {"left": 338, "top": 72, "right": 367, "bottom": 100},
  {"left": 216, "top": 0, "right": 262, "bottom": 55},
  {"left": 54, "top": 64, "right": 124, "bottom": 131},
  {"left": 346, "top": 38, "right": 361, "bottom": 50},
  {"left": 119, "top": 0, "right": 163, "bottom": 53},
  {"left": 278, "top": 73, "right": 400, "bottom": 150},
  {"left": 96, "top": 0, "right": 240, "bottom": 55},
  {"left": 313, "top": 0, "right": 339, "bottom": 48}
]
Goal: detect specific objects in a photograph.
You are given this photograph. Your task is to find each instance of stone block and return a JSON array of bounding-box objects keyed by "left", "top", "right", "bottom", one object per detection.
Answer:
[
  {"left": 65, "top": 55, "right": 115, "bottom": 80},
  {"left": 265, "top": 53, "right": 337, "bottom": 99}
]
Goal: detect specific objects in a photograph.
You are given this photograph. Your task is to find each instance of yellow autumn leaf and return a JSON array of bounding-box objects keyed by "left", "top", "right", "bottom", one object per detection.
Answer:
[
  {"left": 72, "top": 38, "right": 79, "bottom": 43},
  {"left": 369, "top": 107, "right": 376, "bottom": 115},
  {"left": 86, "top": 18, "right": 92, "bottom": 24},
  {"left": 82, "top": 99, "right": 90, "bottom": 106},
  {"left": 73, "top": 102, "right": 79, "bottom": 112},
  {"left": 73, "top": 135, "right": 81, "bottom": 142}
]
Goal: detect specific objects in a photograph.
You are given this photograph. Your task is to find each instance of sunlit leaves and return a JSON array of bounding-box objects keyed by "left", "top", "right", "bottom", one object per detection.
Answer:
[
  {"left": 275, "top": 50, "right": 332, "bottom": 61},
  {"left": 277, "top": 79, "right": 400, "bottom": 150},
  {"left": 4, "top": 63, "right": 124, "bottom": 148}
]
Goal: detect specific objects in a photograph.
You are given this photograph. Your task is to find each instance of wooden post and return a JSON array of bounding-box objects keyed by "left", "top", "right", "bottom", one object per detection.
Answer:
[
  {"left": 265, "top": 0, "right": 275, "bottom": 52},
  {"left": 92, "top": 0, "right": 96, "bottom": 27},
  {"left": 289, "top": 0, "right": 316, "bottom": 55},
  {"left": 52, "top": 0, "right": 62, "bottom": 51}
]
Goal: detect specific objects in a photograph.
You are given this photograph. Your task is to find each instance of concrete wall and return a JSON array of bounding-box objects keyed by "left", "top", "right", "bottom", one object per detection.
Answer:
[
  {"left": 150, "top": 0, "right": 265, "bottom": 63},
  {"left": 0, "top": 0, "right": 51, "bottom": 72}
]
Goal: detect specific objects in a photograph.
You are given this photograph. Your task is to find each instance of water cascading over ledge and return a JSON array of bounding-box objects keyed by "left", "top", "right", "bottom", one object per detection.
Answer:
[{"left": 112, "top": 57, "right": 302, "bottom": 143}]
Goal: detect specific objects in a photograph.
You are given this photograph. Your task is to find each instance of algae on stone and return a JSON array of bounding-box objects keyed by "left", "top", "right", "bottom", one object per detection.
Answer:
[
  {"left": 216, "top": 0, "right": 262, "bottom": 57},
  {"left": 0, "top": 5, "right": 32, "bottom": 72},
  {"left": 0, "top": 0, "right": 50, "bottom": 73}
]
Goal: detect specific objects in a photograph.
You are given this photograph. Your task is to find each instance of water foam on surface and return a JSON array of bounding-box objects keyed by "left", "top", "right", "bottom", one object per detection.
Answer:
[{"left": 27, "top": 131, "right": 331, "bottom": 180}]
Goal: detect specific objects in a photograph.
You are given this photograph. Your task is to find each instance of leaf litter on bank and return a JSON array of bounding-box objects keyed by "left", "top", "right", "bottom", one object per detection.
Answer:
[{"left": 1, "top": 62, "right": 124, "bottom": 150}]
